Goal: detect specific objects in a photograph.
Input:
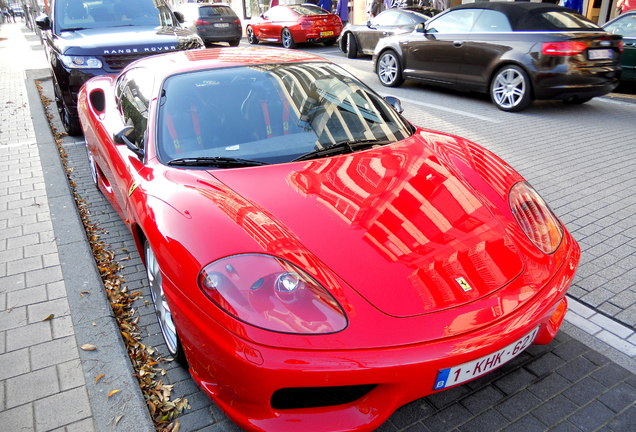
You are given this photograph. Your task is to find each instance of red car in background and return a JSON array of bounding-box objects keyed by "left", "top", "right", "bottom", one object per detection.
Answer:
[
  {"left": 247, "top": 4, "right": 342, "bottom": 48},
  {"left": 77, "top": 47, "right": 580, "bottom": 431}
]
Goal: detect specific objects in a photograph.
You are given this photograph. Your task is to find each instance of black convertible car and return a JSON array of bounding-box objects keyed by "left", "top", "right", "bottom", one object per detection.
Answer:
[
  {"left": 339, "top": 7, "right": 437, "bottom": 58},
  {"left": 374, "top": 2, "right": 623, "bottom": 112}
]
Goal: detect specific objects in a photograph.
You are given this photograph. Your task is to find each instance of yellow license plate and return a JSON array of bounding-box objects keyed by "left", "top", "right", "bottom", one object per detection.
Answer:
[{"left": 320, "top": 31, "right": 334, "bottom": 37}]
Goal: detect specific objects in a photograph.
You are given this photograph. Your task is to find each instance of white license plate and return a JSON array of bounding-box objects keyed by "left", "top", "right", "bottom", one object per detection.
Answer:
[
  {"left": 588, "top": 49, "right": 612, "bottom": 60},
  {"left": 214, "top": 23, "right": 230, "bottom": 28},
  {"left": 433, "top": 327, "right": 539, "bottom": 390},
  {"left": 320, "top": 31, "right": 334, "bottom": 37}
]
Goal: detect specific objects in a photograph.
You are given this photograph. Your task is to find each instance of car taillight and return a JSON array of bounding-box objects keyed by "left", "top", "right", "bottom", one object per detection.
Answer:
[
  {"left": 541, "top": 41, "right": 587, "bottom": 56},
  {"left": 509, "top": 182, "right": 563, "bottom": 254},
  {"left": 618, "top": 41, "right": 624, "bottom": 53},
  {"left": 195, "top": 19, "right": 210, "bottom": 26},
  {"left": 199, "top": 254, "right": 347, "bottom": 334},
  {"left": 300, "top": 19, "right": 312, "bottom": 29}
]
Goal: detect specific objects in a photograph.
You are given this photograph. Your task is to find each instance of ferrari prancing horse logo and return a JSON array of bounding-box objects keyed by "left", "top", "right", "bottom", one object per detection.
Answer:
[
  {"left": 128, "top": 180, "right": 139, "bottom": 197},
  {"left": 455, "top": 277, "right": 473, "bottom": 292}
]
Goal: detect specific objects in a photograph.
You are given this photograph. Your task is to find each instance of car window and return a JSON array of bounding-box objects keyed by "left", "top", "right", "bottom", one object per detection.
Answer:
[
  {"left": 265, "top": 7, "right": 293, "bottom": 20},
  {"left": 201, "top": 5, "right": 236, "bottom": 18},
  {"left": 604, "top": 14, "right": 636, "bottom": 37},
  {"left": 471, "top": 10, "right": 511, "bottom": 33},
  {"left": 156, "top": 63, "right": 412, "bottom": 165},
  {"left": 54, "top": 0, "right": 177, "bottom": 32},
  {"left": 289, "top": 5, "right": 329, "bottom": 16},
  {"left": 116, "top": 68, "right": 154, "bottom": 149},
  {"left": 396, "top": 13, "right": 415, "bottom": 26},
  {"left": 427, "top": 9, "right": 478, "bottom": 33},
  {"left": 373, "top": 10, "right": 400, "bottom": 26}
]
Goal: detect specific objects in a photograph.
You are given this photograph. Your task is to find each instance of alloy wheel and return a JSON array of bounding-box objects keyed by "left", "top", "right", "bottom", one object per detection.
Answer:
[
  {"left": 377, "top": 51, "right": 403, "bottom": 87},
  {"left": 490, "top": 66, "right": 531, "bottom": 112},
  {"left": 282, "top": 28, "right": 295, "bottom": 49},
  {"left": 145, "top": 243, "right": 180, "bottom": 356}
]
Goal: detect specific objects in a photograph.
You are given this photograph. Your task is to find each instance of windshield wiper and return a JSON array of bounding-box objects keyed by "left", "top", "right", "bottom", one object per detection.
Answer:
[
  {"left": 292, "top": 139, "right": 390, "bottom": 162},
  {"left": 167, "top": 156, "right": 268, "bottom": 167}
]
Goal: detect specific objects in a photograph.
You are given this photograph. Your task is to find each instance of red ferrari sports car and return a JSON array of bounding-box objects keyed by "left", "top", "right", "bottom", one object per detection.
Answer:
[
  {"left": 246, "top": 4, "right": 343, "bottom": 48},
  {"left": 78, "top": 47, "right": 580, "bottom": 432}
]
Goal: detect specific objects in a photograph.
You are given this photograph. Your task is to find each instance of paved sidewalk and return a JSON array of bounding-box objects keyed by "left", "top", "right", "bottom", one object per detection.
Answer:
[
  {"left": 0, "top": 22, "right": 153, "bottom": 431},
  {"left": 1, "top": 20, "right": 635, "bottom": 432}
]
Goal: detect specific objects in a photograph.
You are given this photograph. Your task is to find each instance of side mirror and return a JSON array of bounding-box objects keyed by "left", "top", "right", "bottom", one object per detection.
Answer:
[
  {"left": 35, "top": 14, "right": 51, "bottom": 30},
  {"left": 415, "top": 23, "right": 426, "bottom": 34},
  {"left": 114, "top": 126, "right": 144, "bottom": 159},
  {"left": 384, "top": 96, "right": 403, "bottom": 114},
  {"left": 173, "top": 11, "right": 184, "bottom": 24}
]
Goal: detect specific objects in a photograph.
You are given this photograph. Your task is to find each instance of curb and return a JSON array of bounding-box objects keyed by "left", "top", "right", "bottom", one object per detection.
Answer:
[{"left": 25, "top": 69, "right": 155, "bottom": 432}]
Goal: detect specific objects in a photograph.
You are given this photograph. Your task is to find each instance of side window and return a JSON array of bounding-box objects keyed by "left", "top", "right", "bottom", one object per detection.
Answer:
[
  {"left": 116, "top": 68, "right": 154, "bottom": 149},
  {"left": 373, "top": 11, "right": 400, "bottom": 27},
  {"left": 396, "top": 13, "right": 415, "bottom": 26},
  {"left": 472, "top": 10, "right": 511, "bottom": 32},
  {"left": 427, "top": 10, "right": 478, "bottom": 33}
]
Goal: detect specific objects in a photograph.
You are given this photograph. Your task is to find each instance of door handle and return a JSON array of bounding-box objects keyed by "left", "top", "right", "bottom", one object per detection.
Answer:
[{"left": 453, "top": 41, "right": 463, "bottom": 47}]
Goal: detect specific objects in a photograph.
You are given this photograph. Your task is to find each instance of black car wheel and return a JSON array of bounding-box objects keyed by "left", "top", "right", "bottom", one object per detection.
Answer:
[
  {"left": 377, "top": 50, "right": 404, "bottom": 87},
  {"left": 145, "top": 241, "right": 187, "bottom": 365},
  {"left": 281, "top": 28, "right": 296, "bottom": 49},
  {"left": 490, "top": 65, "right": 532, "bottom": 112},
  {"left": 229, "top": 39, "right": 240, "bottom": 47},
  {"left": 247, "top": 26, "right": 258, "bottom": 45},
  {"left": 346, "top": 33, "right": 358, "bottom": 59},
  {"left": 54, "top": 81, "right": 82, "bottom": 136}
]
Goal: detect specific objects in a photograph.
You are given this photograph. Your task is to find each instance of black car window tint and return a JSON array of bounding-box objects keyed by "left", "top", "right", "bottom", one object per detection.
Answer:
[
  {"left": 427, "top": 9, "right": 477, "bottom": 33},
  {"left": 203, "top": 6, "right": 235, "bottom": 17},
  {"left": 471, "top": 10, "right": 511, "bottom": 33},
  {"left": 118, "top": 68, "right": 153, "bottom": 149}
]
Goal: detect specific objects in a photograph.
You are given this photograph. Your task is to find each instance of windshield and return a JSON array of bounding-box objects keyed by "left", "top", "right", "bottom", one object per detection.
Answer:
[
  {"left": 54, "top": 0, "right": 177, "bottom": 32},
  {"left": 157, "top": 62, "right": 412, "bottom": 166}
]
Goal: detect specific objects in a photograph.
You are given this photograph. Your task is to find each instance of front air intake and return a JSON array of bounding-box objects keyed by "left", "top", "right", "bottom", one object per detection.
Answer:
[{"left": 271, "top": 384, "right": 377, "bottom": 410}]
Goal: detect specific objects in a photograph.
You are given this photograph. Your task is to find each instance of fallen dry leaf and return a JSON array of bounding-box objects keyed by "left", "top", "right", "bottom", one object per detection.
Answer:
[
  {"left": 95, "top": 373, "right": 105, "bottom": 383},
  {"left": 80, "top": 344, "right": 97, "bottom": 351},
  {"left": 42, "top": 314, "right": 55, "bottom": 321},
  {"left": 107, "top": 389, "right": 121, "bottom": 398}
]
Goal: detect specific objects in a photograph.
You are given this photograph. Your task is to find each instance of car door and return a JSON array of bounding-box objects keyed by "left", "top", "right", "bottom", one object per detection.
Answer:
[
  {"left": 261, "top": 7, "right": 293, "bottom": 41},
  {"left": 102, "top": 68, "right": 154, "bottom": 220},
  {"left": 357, "top": 10, "right": 403, "bottom": 53},
  {"left": 403, "top": 9, "right": 477, "bottom": 85},
  {"left": 455, "top": 9, "right": 514, "bottom": 90}
]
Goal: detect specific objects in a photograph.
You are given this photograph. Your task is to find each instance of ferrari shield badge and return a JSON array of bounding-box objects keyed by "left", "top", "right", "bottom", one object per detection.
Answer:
[
  {"left": 128, "top": 180, "right": 139, "bottom": 197},
  {"left": 455, "top": 277, "right": 473, "bottom": 292}
]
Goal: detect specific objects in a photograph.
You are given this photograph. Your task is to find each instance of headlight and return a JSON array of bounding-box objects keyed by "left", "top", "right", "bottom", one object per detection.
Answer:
[
  {"left": 509, "top": 182, "right": 563, "bottom": 254},
  {"left": 198, "top": 254, "right": 347, "bottom": 334},
  {"left": 59, "top": 55, "right": 102, "bottom": 69}
]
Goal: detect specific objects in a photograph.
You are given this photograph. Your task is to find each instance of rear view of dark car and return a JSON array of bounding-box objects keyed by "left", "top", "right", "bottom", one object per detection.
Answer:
[
  {"left": 374, "top": 2, "right": 623, "bottom": 112},
  {"left": 177, "top": 3, "right": 242, "bottom": 47}
]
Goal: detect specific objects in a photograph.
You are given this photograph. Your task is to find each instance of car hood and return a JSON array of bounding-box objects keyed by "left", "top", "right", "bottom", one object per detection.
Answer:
[
  {"left": 54, "top": 26, "right": 200, "bottom": 56},
  {"left": 209, "top": 134, "right": 525, "bottom": 318}
]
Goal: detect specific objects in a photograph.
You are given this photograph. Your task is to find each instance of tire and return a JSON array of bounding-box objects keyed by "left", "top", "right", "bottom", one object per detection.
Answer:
[
  {"left": 490, "top": 65, "right": 532, "bottom": 112},
  {"left": 54, "top": 81, "right": 83, "bottom": 136},
  {"left": 145, "top": 241, "right": 187, "bottom": 366},
  {"left": 246, "top": 26, "right": 258, "bottom": 45},
  {"left": 377, "top": 50, "right": 404, "bottom": 87},
  {"left": 323, "top": 37, "right": 336, "bottom": 47},
  {"left": 228, "top": 39, "right": 240, "bottom": 47},
  {"left": 346, "top": 33, "right": 358, "bottom": 59},
  {"left": 281, "top": 28, "right": 296, "bottom": 49}
]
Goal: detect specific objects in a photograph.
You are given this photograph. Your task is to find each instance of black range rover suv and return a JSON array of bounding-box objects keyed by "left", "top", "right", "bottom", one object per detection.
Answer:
[{"left": 36, "top": 0, "right": 204, "bottom": 135}]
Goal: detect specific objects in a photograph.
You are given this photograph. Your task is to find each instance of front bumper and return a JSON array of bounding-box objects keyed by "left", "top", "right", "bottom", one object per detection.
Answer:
[{"left": 168, "top": 238, "right": 579, "bottom": 432}]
